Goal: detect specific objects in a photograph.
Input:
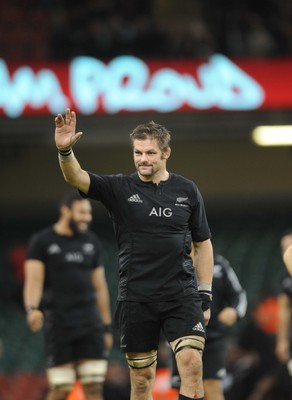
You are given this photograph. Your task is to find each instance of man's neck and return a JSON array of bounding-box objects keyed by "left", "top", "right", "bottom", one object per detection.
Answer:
[
  {"left": 53, "top": 220, "right": 73, "bottom": 236},
  {"left": 138, "top": 170, "right": 169, "bottom": 184}
]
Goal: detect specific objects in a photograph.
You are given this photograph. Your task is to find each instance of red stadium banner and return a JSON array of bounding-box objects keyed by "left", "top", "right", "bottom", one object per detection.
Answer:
[{"left": 1, "top": 54, "right": 292, "bottom": 118}]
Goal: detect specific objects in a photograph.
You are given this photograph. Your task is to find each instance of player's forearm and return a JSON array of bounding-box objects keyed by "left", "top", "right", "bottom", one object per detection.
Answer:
[
  {"left": 23, "top": 261, "right": 44, "bottom": 309},
  {"left": 96, "top": 288, "right": 112, "bottom": 326},
  {"left": 277, "top": 295, "right": 291, "bottom": 340},
  {"left": 23, "top": 278, "right": 44, "bottom": 332},
  {"left": 58, "top": 151, "right": 89, "bottom": 193},
  {"left": 194, "top": 239, "right": 214, "bottom": 286},
  {"left": 23, "top": 277, "right": 43, "bottom": 309}
]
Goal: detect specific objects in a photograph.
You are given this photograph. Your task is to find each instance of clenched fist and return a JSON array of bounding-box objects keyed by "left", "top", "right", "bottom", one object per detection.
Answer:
[{"left": 26, "top": 310, "right": 44, "bottom": 332}]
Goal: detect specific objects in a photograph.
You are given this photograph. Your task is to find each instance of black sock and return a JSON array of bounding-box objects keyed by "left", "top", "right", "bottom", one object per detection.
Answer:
[{"left": 178, "top": 395, "right": 204, "bottom": 400}]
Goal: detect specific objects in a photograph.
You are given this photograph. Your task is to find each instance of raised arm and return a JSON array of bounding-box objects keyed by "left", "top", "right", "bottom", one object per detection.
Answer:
[{"left": 55, "top": 108, "right": 90, "bottom": 194}]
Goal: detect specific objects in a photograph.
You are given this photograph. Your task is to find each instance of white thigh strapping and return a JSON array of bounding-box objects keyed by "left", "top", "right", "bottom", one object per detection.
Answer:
[
  {"left": 77, "top": 360, "right": 108, "bottom": 383},
  {"left": 46, "top": 367, "right": 76, "bottom": 390}
]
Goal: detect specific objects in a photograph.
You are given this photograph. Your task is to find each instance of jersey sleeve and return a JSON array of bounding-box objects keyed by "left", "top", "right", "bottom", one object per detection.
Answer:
[
  {"left": 26, "top": 233, "right": 46, "bottom": 263},
  {"left": 79, "top": 172, "right": 124, "bottom": 211}
]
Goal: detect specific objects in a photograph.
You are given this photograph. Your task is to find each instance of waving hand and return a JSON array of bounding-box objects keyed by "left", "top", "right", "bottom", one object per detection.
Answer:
[{"left": 55, "top": 108, "right": 83, "bottom": 151}]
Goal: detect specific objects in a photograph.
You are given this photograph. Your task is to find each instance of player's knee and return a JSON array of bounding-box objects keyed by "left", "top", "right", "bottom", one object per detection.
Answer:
[
  {"left": 46, "top": 366, "right": 75, "bottom": 392},
  {"left": 173, "top": 337, "right": 205, "bottom": 357},
  {"left": 173, "top": 337, "right": 204, "bottom": 379},
  {"left": 77, "top": 360, "right": 108, "bottom": 384},
  {"left": 131, "top": 368, "right": 156, "bottom": 394},
  {"left": 126, "top": 350, "right": 157, "bottom": 369}
]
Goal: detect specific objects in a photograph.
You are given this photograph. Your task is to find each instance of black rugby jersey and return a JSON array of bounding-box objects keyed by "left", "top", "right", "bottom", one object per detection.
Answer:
[
  {"left": 206, "top": 254, "right": 247, "bottom": 339},
  {"left": 82, "top": 171, "right": 211, "bottom": 302},
  {"left": 26, "top": 227, "right": 103, "bottom": 330}
]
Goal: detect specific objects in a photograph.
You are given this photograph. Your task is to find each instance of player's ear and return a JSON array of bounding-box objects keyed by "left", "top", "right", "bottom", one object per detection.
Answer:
[
  {"left": 163, "top": 147, "right": 171, "bottom": 159},
  {"left": 60, "top": 205, "right": 71, "bottom": 218}
]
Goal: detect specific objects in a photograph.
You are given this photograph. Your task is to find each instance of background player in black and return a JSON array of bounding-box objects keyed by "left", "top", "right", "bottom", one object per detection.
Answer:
[
  {"left": 284, "top": 247, "right": 292, "bottom": 276},
  {"left": 54, "top": 108, "right": 214, "bottom": 400},
  {"left": 275, "top": 230, "right": 292, "bottom": 393},
  {"left": 23, "top": 193, "right": 113, "bottom": 400},
  {"left": 172, "top": 253, "right": 247, "bottom": 400}
]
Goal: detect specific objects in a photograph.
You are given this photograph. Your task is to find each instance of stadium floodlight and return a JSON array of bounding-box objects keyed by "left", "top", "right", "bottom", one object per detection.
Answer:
[{"left": 252, "top": 125, "right": 292, "bottom": 146}]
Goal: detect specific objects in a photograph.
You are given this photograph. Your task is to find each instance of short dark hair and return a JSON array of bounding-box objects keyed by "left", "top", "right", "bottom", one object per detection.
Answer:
[{"left": 129, "top": 121, "right": 171, "bottom": 152}]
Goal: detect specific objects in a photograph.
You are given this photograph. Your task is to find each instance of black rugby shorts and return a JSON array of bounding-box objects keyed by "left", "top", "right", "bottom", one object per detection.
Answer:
[
  {"left": 203, "top": 338, "right": 226, "bottom": 380},
  {"left": 114, "top": 296, "right": 206, "bottom": 353},
  {"left": 44, "top": 325, "right": 106, "bottom": 367}
]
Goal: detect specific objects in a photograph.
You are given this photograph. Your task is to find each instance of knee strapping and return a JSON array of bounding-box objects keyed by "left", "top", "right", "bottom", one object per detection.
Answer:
[
  {"left": 174, "top": 337, "right": 205, "bottom": 356},
  {"left": 77, "top": 360, "right": 108, "bottom": 384},
  {"left": 46, "top": 367, "right": 75, "bottom": 391},
  {"left": 126, "top": 350, "right": 157, "bottom": 369}
]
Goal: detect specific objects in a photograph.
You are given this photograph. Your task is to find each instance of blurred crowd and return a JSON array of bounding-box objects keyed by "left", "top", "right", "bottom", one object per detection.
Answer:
[{"left": 0, "top": 0, "right": 291, "bottom": 61}]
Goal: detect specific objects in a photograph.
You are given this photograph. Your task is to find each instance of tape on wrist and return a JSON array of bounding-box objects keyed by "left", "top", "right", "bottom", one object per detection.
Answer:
[
  {"left": 58, "top": 150, "right": 74, "bottom": 162},
  {"left": 25, "top": 306, "right": 38, "bottom": 314},
  {"left": 103, "top": 324, "right": 113, "bottom": 334},
  {"left": 58, "top": 147, "right": 72, "bottom": 156},
  {"left": 199, "top": 290, "right": 212, "bottom": 312},
  {"left": 198, "top": 283, "right": 212, "bottom": 292}
]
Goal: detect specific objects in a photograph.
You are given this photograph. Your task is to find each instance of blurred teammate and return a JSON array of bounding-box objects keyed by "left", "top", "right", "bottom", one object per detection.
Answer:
[
  {"left": 275, "top": 230, "right": 292, "bottom": 393},
  {"left": 54, "top": 108, "right": 214, "bottom": 400},
  {"left": 172, "top": 253, "right": 247, "bottom": 400},
  {"left": 283, "top": 244, "right": 292, "bottom": 277},
  {"left": 23, "top": 193, "right": 113, "bottom": 400}
]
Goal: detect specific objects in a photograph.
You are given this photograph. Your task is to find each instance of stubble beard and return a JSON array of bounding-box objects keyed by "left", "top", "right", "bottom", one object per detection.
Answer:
[{"left": 69, "top": 219, "right": 89, "bottom": 235}]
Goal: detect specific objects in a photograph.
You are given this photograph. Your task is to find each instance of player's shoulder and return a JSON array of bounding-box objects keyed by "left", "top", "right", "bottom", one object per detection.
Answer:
[
  {"left": 28, "top": 226, "right": 55, "bottom": 248},
  {"left": 86, "top": 229, "right": 100, "bottom": 241},
  {"left": 30, "top": 226, "right": 54, "bottom": 241},
  {"left": 86, "top": 230, "right": 103, "bottom": 247},
  {"left": 170, "top": 173, "right": 198, "bottom": 189},
  {"left": 89, "top": 171, "right": 129, "bottom": 185}
]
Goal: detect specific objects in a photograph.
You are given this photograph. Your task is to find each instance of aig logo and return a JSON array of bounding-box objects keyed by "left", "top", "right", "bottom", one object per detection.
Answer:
[
  {"left": 65, "top": 252, "right": 84, "bottom": 262},
  {"left": 149, "top": 207, "right": 172, "bottom": 217}
]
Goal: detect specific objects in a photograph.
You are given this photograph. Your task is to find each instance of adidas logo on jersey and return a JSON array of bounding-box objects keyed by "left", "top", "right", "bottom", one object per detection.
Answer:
[
  {"left": 47, "top": 244, "right": 61, "bottom": 254},
  {"left": 128, "top": 194, "right": 143, "bottom": 203},
  {"left": 192, "top": 322, "right": 205, "bottom": 333}
]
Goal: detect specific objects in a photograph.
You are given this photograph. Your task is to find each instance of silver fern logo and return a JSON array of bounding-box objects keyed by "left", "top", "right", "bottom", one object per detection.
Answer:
[{"left": 175, "top": 197, "right": 189, "bottom": 207}]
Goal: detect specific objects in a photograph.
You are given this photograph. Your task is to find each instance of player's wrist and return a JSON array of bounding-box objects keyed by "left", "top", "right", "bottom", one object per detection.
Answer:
[
  {"left": 103, "top": 324, "right": 113, "bottom": 334},
  {"left": 198, "top": 282, "right": 212, "bottom": 292},
  {"left": 56, "top": 134, "right": 81, "bottom": 156},
  {"left": 58, "top": 147, "right": 72, "bottom": 156},
  {"left": 58, "top": 149, "right": 74, "bottom": 162},
  {"left": 25, "top": 306, "right": 39, "bottom": 314},
  {"left": 198, "top": 283, "right": 212, "bottom": 312}
]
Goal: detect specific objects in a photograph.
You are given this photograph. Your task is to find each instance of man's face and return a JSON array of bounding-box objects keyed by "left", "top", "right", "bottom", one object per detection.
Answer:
[
  {"left": 68, "top": 199, "right": 92, "bottom": 234},
  {"left": 133, "top": 138, "right": 169, "bottom": 180}
]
